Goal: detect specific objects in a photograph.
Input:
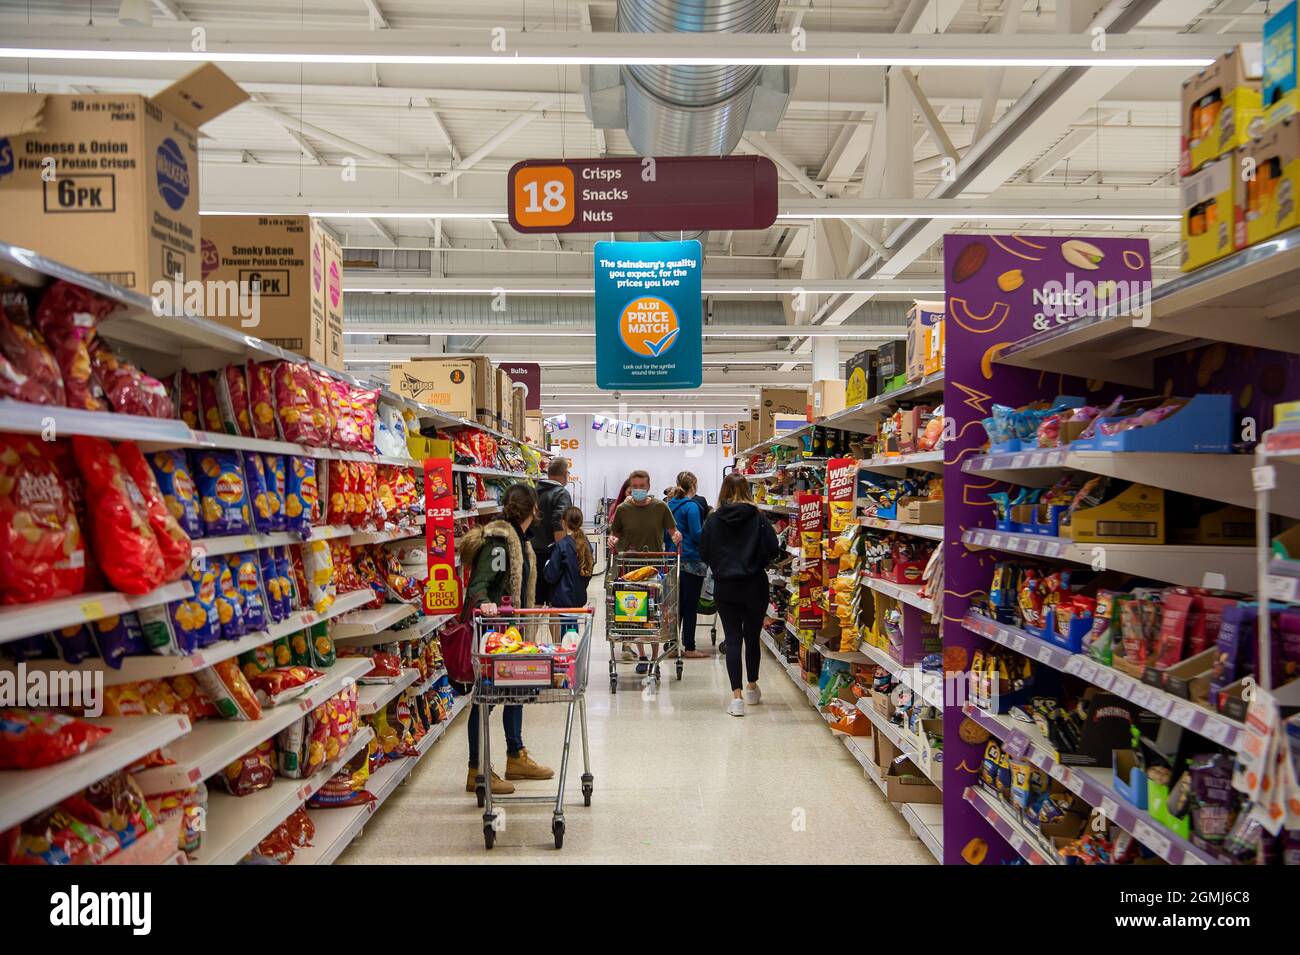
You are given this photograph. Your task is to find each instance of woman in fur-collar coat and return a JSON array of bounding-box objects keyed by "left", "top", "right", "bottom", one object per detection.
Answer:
[{"left": 456, "top": 483, "right": 552, "bottom": 796}]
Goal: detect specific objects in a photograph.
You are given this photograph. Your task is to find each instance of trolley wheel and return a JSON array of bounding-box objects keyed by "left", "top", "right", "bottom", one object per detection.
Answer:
[
  {"left": 711, "top": 626, "right": 717, "bottom": 646},
  {"left": 654, "top": 664, "right": 662, "bottom": 680},
  {"left": 609, "top": 675, "right": 618, "bottom": 693},
  {"left": 552, "top": 817, "right": 565, "bottom": 849},
  {"left": 483, "top": 825, "right": 496, "bottom": 849},
  {"left": 675, "top": 659, "right": 684, "bottom": 680},
  {"left": 581, "top": 773, "right": 594, "bottom": 807},
  {"left": 475, "top": 785, "right": 486, "bottom": 808}
]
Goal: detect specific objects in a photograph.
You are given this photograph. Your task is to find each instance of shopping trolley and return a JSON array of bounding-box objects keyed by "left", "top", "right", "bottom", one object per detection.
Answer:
[
  {"left": 605, "top": 550, "right": 681, "bottom": 692},
  {"left": 471, "top": 607, "right": 594, "bottom": 850}
]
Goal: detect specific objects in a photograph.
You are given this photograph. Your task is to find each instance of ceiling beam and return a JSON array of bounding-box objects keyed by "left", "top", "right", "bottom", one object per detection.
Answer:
[
  {"left": 366, "top": 217, "right": 398, "bottom": 247},
  {"left": 150, "top": 0, "right": 189, "bottom": 20},
  {"left": 1026, "top": 110, "right": 1121, "bottom": 182},
  {"left": 899, "top": 69, "right": 957, "bottom": 163},
  {"left": 424, "top": 99, "right": 462, "bottom": 164},
  {"left": 440, "top": 109, "right": 543, "bottom": 185},
  {"left": 973, "top": 0, "right": 1024, "bottom": 143},
  {"left": 360, "top": 0, "right": 389, "bottom": 29}
]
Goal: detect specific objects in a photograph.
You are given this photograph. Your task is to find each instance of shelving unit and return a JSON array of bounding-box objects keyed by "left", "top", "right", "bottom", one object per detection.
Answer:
[
  {"left": 0, "top": 579, "right": 196, "bottom": 647},
  {"left": 858, "top": 515, "right": 944, "bottom": 541},
  {"left": 859, "top": 575, "right": 936, "bottom": 616},
  {"left": 357, "top": 668, "right": 421, "bottom": 715},
  {"left": 859, "top": 450, "right": 944, "bottom": 476},
  {"left": 963, "top": 786, "right": 1058, "bottom": 866},
  {"left": 332, "top": 602, "right": 420, "bottom": 639}
]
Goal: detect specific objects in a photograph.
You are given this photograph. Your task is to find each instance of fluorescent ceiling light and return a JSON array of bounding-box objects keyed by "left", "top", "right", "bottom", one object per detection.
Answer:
[{"left": 0, "top": 48, "right": 1212, "bottom": 68}]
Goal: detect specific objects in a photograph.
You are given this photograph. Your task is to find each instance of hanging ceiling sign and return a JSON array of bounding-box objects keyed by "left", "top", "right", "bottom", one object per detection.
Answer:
[
  {"left": 507, "top": 156, "right": 778, "bottom": 234},
  {"left": 594, "top": 239, "right": 702, "bottom": 391}
]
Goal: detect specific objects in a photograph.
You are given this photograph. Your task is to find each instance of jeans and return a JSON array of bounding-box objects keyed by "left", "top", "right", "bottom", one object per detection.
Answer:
[
  {"left": 678, "top": 569, "right": 705, "bottom": 651},
  {"left": 467, "top": 703, "right": 524, "bottom": 767}
]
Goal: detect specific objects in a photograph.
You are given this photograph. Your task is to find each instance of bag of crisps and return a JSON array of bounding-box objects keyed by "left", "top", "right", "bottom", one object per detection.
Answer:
[
  {"left": 228, "top": 551, "right": 268, "bottom": 632},
  {"left": 197, "top": 370, "right": 225, "bottom": 434},
  {"left": 221, "top": 363, "right": 254, "bottom": 438},
  {"left": 0, "top": 279, "right": 65, "bottom": 405},
  {"left": 284, "top": 455, "right": 317, "bottom": 537},
  {"left": 117, "top": 442, "right": 191, "bottom": 582},
  {"left": 75, "top": 435, "right": 168, "bottom": 594},
  {"left": 246, "top": 360, "right": 278, "bottom": 440},
  {"left": 273, "top": 361, "right": 325, "bottom": 446},
  {"left": 195, "top": 658, "right": 262, "bottom": 720},
  {"left": 193, "top": 451, "right": 251, "bottom": 536},
  {"left": 215, "top": 738, "right": 274, "bottom": 796},
  {"left": 0, "top": 435, "right": 86, "bottom": 604},
  {"left": 262, "top": 453, "right": 287, "bottom": 532},
  {"left": 89, "top": 338, "right": 171, "bottom": 418},
  {"left": 34, "top": 280, "right": 114, "bottom": 412},
  {"left": 147, "top": 449, "right": 204, "bottom": 539},
  {"left": 241, "top": 451, "right": 275, "bottom": 534},
  {"left": 299, "top": 539, "right": 335, "bottom": 613},
  {"left": 171, "top": 369, "right": 203, "bottom": 430},
  {"left": 214, "top": 564, "right": 247, "bottom": 639}
]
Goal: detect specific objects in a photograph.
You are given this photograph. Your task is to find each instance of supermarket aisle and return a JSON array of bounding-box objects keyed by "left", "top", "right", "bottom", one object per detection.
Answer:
[{"left": 339, "top": 575, "right": 933, "bottom": 864}]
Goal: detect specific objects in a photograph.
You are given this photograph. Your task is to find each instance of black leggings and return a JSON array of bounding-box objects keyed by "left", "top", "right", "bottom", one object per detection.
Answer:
[
  {"left": 678, "top": 570, "right": 705, "bottom": 651},
  {"left": 715, "top": 575, "right": 767, "bottom": 692}
]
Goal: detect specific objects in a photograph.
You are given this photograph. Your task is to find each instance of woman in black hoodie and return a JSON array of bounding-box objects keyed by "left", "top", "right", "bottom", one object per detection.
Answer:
[{"left": 699, "top": 473, "right": 781, "bottom": 716}]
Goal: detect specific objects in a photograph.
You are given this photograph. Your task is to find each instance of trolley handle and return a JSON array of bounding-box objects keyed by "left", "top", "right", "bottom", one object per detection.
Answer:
[{"left": 473, "top": 607, "right": 595, "bottom": 616}]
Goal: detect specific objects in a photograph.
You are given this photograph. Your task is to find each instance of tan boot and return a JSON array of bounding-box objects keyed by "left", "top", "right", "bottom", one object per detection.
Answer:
[
  {"left": 466, "top": 766, "right": 515, "bottom": 794},
  {"left": 504, "top": 748, "right": 555, "bottom": 780}
]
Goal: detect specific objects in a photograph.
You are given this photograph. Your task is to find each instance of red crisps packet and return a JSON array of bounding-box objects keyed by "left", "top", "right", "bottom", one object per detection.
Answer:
[
  {"left": 72, "top": 435, "right": 165, "bottom": 595},
  {"left": 246, "top": 360, "right": 277, "bottom": 440},
  {"left": 0, "top": 280, "right": 66, "bottom": 405},
  {"left": 116, "top": 442, "right": 192, "bottom": 582},
  {"left": 34, "top": 280, "right": 115, "bottom": 412},
  {"left": 0, "top": 435, "right": 86, "bottom": 604},
  {"left": 0, "top": 710, "right": 111, "bottom": 769}
]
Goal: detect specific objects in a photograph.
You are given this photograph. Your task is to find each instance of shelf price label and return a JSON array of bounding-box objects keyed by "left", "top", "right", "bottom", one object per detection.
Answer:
[
  {"left": 80, "top": 599, "right": 106, "bottom": 621},
  {"left": 1133, "top": 819, "right": 1172, "bottom": 859}
]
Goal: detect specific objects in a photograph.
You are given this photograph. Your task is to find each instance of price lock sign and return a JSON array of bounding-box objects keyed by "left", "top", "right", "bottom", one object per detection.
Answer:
[{"left": 424, "top": 458, "right": 460, "bottom": 616}]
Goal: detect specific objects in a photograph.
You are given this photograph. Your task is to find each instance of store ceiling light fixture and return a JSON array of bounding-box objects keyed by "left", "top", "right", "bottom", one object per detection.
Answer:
[{"left": 210, "top": 209, "right": 1178, "bottom": 225}]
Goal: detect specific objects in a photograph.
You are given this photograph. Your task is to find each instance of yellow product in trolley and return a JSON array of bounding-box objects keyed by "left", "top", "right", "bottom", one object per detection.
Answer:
[
  {"left": 614, "top": 590, "right": 650, "bottom": 623},
  {"left": 621, "top": 565, "right": 658, "bottom": 582}
]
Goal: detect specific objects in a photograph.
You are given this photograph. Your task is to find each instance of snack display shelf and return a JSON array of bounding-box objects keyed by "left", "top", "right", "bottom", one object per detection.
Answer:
[
  {"left": 854, "top": 698, "right": 941, "bottom": 789},
  {"left": 452, "top": 464, "right": 533, "bottom": 480},
  {"left": 132, "top": 657, "right": 373, "bottom": 795},
  {"left": 190, "top": 429, "right": 420, "bottom": 469},
  {"left": 963, "top": 448, "right": 1295, "bottom": 518},
  {"left": 963, "top": 786, "right": 1059, "bottom": 865},
  {"left": 994, "top": 227, "right": 1300, "bottom": 388},
  {"left": 1265, "top": 557, "right": 1300, "bottom": 604},
  {"left": 0, "top": 398, "right": 195, "bottom": 448},
  {"left": 840, "top": 734, "right": 887, "bottom": 795},
  {"left": 196, "top": 524, "right": 352, "bottom": 559},
  {"left": 7, "top": 587, "right": 378, "bottom": 686},
  {"left": 899, "top": 802, "right": 944, "bottom": 863},
  {"left": 757, "top": 502, "right": 797, "bottom": 515},
  {"left": 858, "top": 575, "right": 936, "bottom": 615},
  {"left": 332, "top": 602, "right": 419, "bottom": 638},
  {"left": 962, "top": 613, "right": 1244, "bottom": 749},
  {"left": 761, "top": 629, "right": 817, "bottom": 706},
  {"left": 356, "top": 668, "right": 420, "bottom": 715},
  {"left": 412, "top": 667, "right": 448, "bottom": 696},
  {"left": 290, "top": 692, "right": 471, "bottom": 865},
  {"left": 813, "top": 643, "right": 868, "bottom": 664},
  {"left": 190, "top": 726, "right": 374, "bottom": 866},
  {"left": 858, "top": 514, "right": 945, "bottom": 541},
  {"left": 344, "top": 519, "right": 426, "bottom": 547},
  {"left": 0, "top": 714, "right": 192, "bottom": 832},
  {"left": 0, "top": 578, "right": 196, "bottom": 648},
  {"left": 858, "top": 450, "right": 945, "bottom": 475},
  {"left": 744, "top": 471, "right": 777, "bottom": 481},
  {"left": 961, "top": 703, "right": 1221, "bottom": 866},
  {"left": 960, "top": 527, "right": 1255, "bottom": 591},
  {"left": 857, "top": 640, "right": 945, "bottom": 708},
  {"left": 333, "top": 612, "right": 454, "bottom": 649},
  {"left": 454, "top": 503, "right": 503, "bottom": 520}
]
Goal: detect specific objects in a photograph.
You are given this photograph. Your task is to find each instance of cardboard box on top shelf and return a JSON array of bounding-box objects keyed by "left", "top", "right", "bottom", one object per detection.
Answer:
[
  {"left": 524, "top": 411, "right": 543, "bottom": 445},
  {"left": 758, "top": 387, "right": 807, "bottom": 441},
  {"left": 473, "top": 356, "right": 497, "bottom": 427},
  {"left": 1179, "top": 156, "right": 1240, "bottom": 271},
  {"left": 511, "top": 385, "right": 527, "bottom": 439},
  {"left": 0, "top": 64, "right": 248, "bottom": 291},
  {"left": 923, "top": 315, "right": 945, "bottom": 377},
  {"left": 884, "top": 757, "right": 942, "bottom": 805},
  {"left": 389, "top": 357, "right": 476, "bottom": 419},
  {"left": 905, "top": 301, "right": 943, "bottom": 382},
  {"left": 807, "top": 379, "right": 846, "bottom": 421},
  {"left": 1181, "top": 44, "right": 1263, "bottom": 175},
  {"left": 1239, "top": 116, "right": 1300, "bottom": 248},
  {"left": 736, "top": 416, "right": 752, "bottom": 452},
  {"left": 321, "top": 228, "right": 345, "bottom": 371},
  {"left": 202, "top": 215, "right": 333, "bottom": 366},
  {"left": 1063, "top": 483, "right": 1165, "bottom": 545},
  {"left": 873, "top": 340, "right": 907, "bottom": 396},
  {"left": 844, "top": 348, "right": 877, "bottom": 406},
  {"left": 495, "top": 366, "right": 513, "bottom": 431},
  {"left": 1265, "top": 2, "right": 1300, "bottom": 125}
]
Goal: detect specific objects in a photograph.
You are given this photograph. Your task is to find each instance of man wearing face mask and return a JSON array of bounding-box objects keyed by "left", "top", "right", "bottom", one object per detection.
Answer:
[{"left": 609, "top": 470, "right": 682, "bottom": 674}]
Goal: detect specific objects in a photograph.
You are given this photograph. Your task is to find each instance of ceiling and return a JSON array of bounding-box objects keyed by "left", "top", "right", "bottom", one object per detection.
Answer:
[{"left": 0, "top": 0, "right": 1262, "bottom": 413}]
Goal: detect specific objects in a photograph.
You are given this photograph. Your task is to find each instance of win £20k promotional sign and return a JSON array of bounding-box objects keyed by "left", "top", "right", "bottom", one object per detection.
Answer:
[{"left": 594, "top": 240, "right": 702, "bottom": 390}]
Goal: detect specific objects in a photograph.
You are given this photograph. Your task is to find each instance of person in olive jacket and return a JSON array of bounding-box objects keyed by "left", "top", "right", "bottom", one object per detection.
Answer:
[
  {"left": 458, "top": 482, "right": 554, "bottom": 795},
  {"left": 532, "top": 456, "right": 572, "bottom": 605}
]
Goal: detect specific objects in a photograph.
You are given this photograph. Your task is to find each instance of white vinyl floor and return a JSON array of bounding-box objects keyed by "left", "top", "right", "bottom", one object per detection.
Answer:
[{"left": 339, "top": 570, "right": 936, "bottom": 865}]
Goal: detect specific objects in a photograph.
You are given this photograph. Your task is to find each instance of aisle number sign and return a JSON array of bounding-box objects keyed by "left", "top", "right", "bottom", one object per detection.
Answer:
[
  {"left": 424, "top": 458, "right": 460, "bottom": 616},
  {"left": 507, "top": 156, "right": 778, "bottom": 234},
  {"left": 594, "top": 240, "right": 702, "bottom": 390}
]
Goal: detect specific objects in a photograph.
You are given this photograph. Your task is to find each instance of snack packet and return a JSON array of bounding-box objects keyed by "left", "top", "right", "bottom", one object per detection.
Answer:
[
  {"left": 194, "top": 451, "right": 251, "bottom": 536},
  {"left": 117, "top": 442, "right": 191, "bottom": 581},
  {"left": 72, "top": 435, "right": 165, "bottom": 595},
  {"left": 0, "top": 434, "right": 86, "bottom": 604},
  {"left": 148, "top": 449, "right": 204, "bottom": 539}
]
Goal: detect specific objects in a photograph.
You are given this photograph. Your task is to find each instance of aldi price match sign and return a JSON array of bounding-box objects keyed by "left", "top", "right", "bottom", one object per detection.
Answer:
[{"left": 594, "top": 239, "right": 702, "bottom": 390}]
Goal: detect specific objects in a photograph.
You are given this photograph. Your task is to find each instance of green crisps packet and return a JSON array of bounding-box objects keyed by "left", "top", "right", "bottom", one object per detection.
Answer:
[{"left": 308, "top": 620, "right": 336, "bottom": 668}]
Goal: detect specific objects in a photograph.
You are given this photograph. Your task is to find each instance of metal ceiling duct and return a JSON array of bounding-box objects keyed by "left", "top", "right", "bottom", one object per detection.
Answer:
[
  {"left": 618, "top": 0, "right": 781, "bottom": 158},
  {"left": 585, "top": 0, "right": 793, "bottom": 242}
]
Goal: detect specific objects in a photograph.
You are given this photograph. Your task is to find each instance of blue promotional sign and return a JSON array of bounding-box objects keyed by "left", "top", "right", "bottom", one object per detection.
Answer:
[{"left": 594, "top": 240, "right": 702, "bottom": 390}]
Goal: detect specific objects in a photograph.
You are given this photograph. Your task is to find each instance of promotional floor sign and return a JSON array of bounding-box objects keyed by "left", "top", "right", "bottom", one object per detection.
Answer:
[
  {"left": 424, "top": 458, "right": 459, "bottom": 616},
  {"left": 594, "top": 240, "right": 702, "bottom": 390}
]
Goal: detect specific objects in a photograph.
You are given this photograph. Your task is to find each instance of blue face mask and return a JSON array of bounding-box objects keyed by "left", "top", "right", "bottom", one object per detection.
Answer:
[{"left": 630, "top": 488, "right": 649, "bottom": 503}]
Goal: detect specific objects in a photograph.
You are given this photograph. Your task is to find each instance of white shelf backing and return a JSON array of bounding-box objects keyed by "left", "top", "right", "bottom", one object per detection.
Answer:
[
  {"left": 357, "top": 668, "right": 420, "bottom": 715},
  {"left": 994, "top": 227, "right": 1300, "bottom": 388},
  {"left": 133, "top": 657, "right": 374, "bottom": 795},
  {"left": 963, "top": 613, "right": 1243, "bottom": 749},
  {"left": 859, "top": 450, "right": 945, "bottom": 475},
  {"left": 898, "top": 802, "right": 944, "bottom": 863},
  {"left": 858, "top": 515, "right": 945, "bottom": 541},
  {"left": 0, "top": 579, "right": 195, "bottom": 648},
  {"left": 333, "top": 612, "right": 452, "bottom": 648},
  {"left": 332, "top": 603, "right": 419, "bottom": 638},
  {"left": 859, "top": 575, "right": 936, "bottom": 615},
  {"left": 963, "top": 786, "right": 1059, "bottom": 865},
  {"left": 0, "top": 714, "right": 191, "bottom": 832},
  {"left": 964, "top": 448, "right": 1298, "bottom": 518},
  {"left": 961, "top": 703, "right": 1222, "bottom": 866},
  {"left": 961, "top": 527, "right": 1256, "bottom": 591},
  {"left": 7, "top": 587, "right": 377, "bottom": 686},
  {"left": 191, "top": 727, "right": 373, "bottom": 866}
]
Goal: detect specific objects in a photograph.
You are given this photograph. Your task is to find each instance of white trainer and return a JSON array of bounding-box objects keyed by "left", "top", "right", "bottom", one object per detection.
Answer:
[
  {"left": 743, "top": 684, "right": 762, "bottom": 705},
  {"left": 727, "top": 697, "right": 746, "bottom": 717}
]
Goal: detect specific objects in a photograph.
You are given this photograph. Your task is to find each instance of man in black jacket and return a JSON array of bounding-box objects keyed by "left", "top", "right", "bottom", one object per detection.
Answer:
[{"left": 532, "top": 457, "right": 572, "bottom": 605}]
